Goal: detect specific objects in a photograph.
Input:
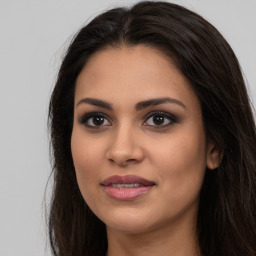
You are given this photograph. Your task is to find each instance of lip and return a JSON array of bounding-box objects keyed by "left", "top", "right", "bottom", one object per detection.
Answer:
[
  {"left": 101, "top": 175, "right": 155, "bottom": 186},
  {"left": 101, "top": 175, "right": 155, "bottom": 201}
]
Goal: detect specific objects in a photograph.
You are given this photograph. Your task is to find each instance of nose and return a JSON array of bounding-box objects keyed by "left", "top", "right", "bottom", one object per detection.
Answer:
[{"left": 105, "top": 124, "right": 144, "bottom": 167}]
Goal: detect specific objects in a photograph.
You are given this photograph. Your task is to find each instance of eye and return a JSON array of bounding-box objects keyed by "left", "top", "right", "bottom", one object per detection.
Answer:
[
  {"left": 143, "top": 111, "right": 177, "bottom": 127},
  {"left": 79, "top": 112, "right": 111, "bottom": 128}
]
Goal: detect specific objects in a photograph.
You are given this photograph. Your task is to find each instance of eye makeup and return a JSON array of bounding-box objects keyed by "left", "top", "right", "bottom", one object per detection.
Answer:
[
  {"left": 143, "top": 111, "right": 179, "bottom": 128},
  {"left": 78, "top": 112, "right": 112, "bottom": 128},
  {"left": 78, "top": 109, "right": 180, "bottom": 130}
]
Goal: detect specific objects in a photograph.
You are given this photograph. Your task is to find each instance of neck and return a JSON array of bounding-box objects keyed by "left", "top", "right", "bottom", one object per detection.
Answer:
[{"left": 106, "top": 216, "right": 201, "bottom": 256}]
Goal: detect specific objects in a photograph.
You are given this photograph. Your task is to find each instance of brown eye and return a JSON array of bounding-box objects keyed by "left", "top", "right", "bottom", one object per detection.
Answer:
[
  {"left": 143, "top": 112, "right": 177, "bottom": 127},
  {"left": 152, "top": 115, "right": 165, "bottom": 125},
  {"left": 92, "top": 116, "right": 105, "bottom": 126},
  {"left": 80, "top": 113, "right": 111, "bottom": 128}
]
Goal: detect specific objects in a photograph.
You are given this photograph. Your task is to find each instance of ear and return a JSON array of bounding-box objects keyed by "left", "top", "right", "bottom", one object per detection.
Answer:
[{"left": 206, "top": 142, "right": 223, "bottom": 170}]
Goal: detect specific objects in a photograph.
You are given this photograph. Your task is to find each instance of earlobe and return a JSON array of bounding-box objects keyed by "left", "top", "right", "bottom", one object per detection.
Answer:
[{"left": 206, "top": 142, "right": 223, "bottom": 170}]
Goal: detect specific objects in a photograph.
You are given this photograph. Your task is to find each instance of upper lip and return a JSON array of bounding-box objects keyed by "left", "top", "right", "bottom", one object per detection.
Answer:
[{"left": 101, "top": 175, "right": 155, "bottom": 186}]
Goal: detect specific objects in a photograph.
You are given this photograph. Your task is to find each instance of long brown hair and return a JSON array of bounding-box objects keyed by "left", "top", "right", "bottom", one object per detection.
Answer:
[{"left": 48, "top": 1, "right": 256, "bottom": 255}]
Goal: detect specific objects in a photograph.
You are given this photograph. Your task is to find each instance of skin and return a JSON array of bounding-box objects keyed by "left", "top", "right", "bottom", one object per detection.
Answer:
[{"left": 71, "top": 45, "right": 220, "bottom": 256}]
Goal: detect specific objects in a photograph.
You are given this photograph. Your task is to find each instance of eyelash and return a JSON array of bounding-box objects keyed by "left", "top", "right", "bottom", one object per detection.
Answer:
[
  {"left": 143, "top": 111, "right": 178, "bottom": 128},
  {"left": 79, "top": 111, "right": 178, "bottom": 129},
  {"left": 79, "top": 112, "right": 111, "bottom": 128}
]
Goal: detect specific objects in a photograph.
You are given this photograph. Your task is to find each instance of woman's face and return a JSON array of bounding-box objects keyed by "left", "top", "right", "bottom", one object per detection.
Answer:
[{"left": 71, "top": 45, "right": 217, "bottom": 234}]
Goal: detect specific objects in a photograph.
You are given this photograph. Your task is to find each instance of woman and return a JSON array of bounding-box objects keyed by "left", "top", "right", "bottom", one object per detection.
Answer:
[{"left": 48, "top": 1, "right": 256, "bottom": 256}]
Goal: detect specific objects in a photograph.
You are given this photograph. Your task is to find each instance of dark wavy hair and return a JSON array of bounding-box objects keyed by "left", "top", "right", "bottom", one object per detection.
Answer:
[{"left": 48, "top": 1, "right": 256, "bottom": 255}]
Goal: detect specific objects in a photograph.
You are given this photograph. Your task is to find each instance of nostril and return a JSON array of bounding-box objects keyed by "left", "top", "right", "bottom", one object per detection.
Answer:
[
  {"left": 105, "top": 142, "right": 144, "bottom": 166},
  {"left": 127, "top": 158, "right": 136, "bottom": 163},
  {"left": 108, "top": 158, "right": 137, "bottom": 167}
]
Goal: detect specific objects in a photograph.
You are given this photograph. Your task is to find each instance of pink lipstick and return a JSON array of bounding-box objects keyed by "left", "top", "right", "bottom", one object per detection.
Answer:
[{"left": 101, "top": 175, "right": 155, "bottom": 200}]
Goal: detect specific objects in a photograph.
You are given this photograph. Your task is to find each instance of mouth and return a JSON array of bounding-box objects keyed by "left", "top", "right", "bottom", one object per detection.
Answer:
[{"left": 101, "top": 175, "right": 155, "bottom": 201}]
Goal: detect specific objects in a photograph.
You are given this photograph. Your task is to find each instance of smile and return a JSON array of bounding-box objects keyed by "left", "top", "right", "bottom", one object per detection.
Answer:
[
  {"left": 111, "top": 183, "right": 141, "bottom": 188},
  {"left": 101, "top": 175, "right": 155, "bottom": 200}
]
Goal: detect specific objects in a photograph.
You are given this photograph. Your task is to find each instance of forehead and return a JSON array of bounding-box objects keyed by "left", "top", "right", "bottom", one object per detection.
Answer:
[
  {"left": 75, "top": 45, "right": 199, "bottom": 110},
  {"left": 77, "top": 45, "right": 177, "bottom": 86}
]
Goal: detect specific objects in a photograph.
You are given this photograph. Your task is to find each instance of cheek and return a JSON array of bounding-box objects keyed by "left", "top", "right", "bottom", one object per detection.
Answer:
[
  {"left": 151, "top": 131, "right": 206, "bottom": 166},
  {"left": 150, "top": 127, "right": 207, "bottom": 200},
  {"left": 71, "top": 127, "right": 106, "bottom": 170},
  {"left": 71, "top": 130, "right": 104, "bottom": 198}
]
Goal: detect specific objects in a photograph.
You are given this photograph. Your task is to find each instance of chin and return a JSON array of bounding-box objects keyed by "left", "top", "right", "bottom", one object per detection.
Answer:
[
  {"left": 100, "top": 208, "right": 161, "bottom": 235},
  {"left": 106, "top": 220, "right": 152, "bottom": 235}
]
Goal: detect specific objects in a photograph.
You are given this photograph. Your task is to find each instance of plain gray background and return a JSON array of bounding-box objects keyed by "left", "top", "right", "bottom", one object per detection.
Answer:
[{"left": 0, "top": 1, "right": 255, "bottom": 255}]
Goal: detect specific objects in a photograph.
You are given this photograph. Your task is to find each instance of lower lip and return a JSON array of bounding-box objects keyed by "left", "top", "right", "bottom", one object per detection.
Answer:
[{"left": 103, "top": 186, "right": 153, "bottom": 200}]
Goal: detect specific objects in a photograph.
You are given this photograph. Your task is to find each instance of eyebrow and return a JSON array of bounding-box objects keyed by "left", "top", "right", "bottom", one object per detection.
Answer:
[
  {"left": 76, "top": 98, "right": 113, "bottom": 109},
  {"left": 76, "top": 97, "right": 186, "bottom": 110},
  {"left": 135, "top": 97, "right": 186, "bottom": 110}
]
